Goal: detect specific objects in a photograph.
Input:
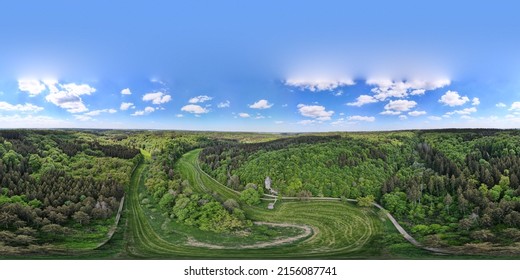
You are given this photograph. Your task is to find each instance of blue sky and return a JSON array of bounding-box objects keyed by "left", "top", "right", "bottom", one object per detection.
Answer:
[{"left": 1, "top": 0, "right": 520, "bottom": 132}]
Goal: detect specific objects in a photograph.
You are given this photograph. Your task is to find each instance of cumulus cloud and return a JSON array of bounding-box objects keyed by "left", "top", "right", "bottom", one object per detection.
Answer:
[
  {"left": 274, "top": 121, "right": 284, "bottom": 124},
  {"left": 284, "top": 77, "right": 355, "bottom": 92},
  {"left": 181, "top": 104, "right": 209, "bottom": 114},
  {"left": 121, "top": 88, "right": 131, "bottom": 95},
  {"left": 428, "top": 116, "right": 442, "bottom": 121},
  {"left": 189, "top": 95, "right": 213, "bottom": 103},
  {"left": 510, "top": 102, "right": 520, "bottom": 111},
  {"left": 143, "top": 92, "right": 172, "bottom": 104},
  {"left": 297, "top": 104, "right": 334, "bottom": 121},
  {"left": 249, "top": 99, "right": 273, "bottom": 109},
  {"left": 45, "top": 81, "right": 96, "bottom": 113},
  {"left": 0, "top": 101, "right": 44, "bottom": 113},
  {"left": 217, "top": 100, "right": 230, "bottom": 108},
  {"left": 384, "top": 99, "right": 417, "bottom": 112},
  {"left": 408, "top": 110, "right": 427, "bottom": 117},
  {"left": 399, "top": 115, "right": 408, "bottom": 120},
  {"left": 496, "top": 102, "right": 507, "bottom": 108},
  {"left": 346, "top": 95, "right": 378, "bottom": 107},
  {"left": 347, "top": 115, "right": 375, "bottom": 122},
  {"left": 120, "top": 102, "right": 135, "bottom": 111},
  {"left": 131, "top": 106, "right": 155, "bottom": 116},
  {"left": 438, "top": 90, "right": 469, "bottom": 107},
  {"left": 238, "top": 113, "right": 250, "bottom": 118},
  {"left": 472, "top": 97, "right": 480, "bottom": 106},
  {"left": 380, "top": 110, "right": 402, "bottom": 115},
  {"left": 367, "top": 78, "right": 450, "bottom": 101},
  {"left": 18, "top": 79, "right": 46, "bottom": 96},
  {"left": 176, "top": 114, "right": 184, "bottom": 118}
]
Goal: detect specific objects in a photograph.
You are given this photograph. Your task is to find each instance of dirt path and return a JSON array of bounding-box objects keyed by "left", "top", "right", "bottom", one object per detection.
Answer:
[
  {"left": 186, "top": 222, "right": 313, "bottom": 250},
  {"left": 95, "top": 196, "right": 125, "bottom": 250}
]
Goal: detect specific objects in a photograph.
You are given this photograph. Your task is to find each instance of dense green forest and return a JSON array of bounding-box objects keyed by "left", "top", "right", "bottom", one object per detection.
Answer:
[
  {"left": 199, "top": 130, "right": 520, "bottom": 247},
  {"left": 0, "top": 130, "right": 140, "bottom": 251},
  {"left": 2, "top": 129, "right": 519, "bottom": 257}
]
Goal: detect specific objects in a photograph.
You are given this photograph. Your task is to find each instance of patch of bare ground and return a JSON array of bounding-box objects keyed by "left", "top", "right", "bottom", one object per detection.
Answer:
[{"left": 185, "top": 222, "right": 313, "bottom": 250}]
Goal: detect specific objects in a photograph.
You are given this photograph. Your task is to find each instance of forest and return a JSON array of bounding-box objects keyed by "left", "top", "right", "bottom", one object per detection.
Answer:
[
  {"left": 0, "top": 130, "right": 140, "bottom": 251},
  {"left": 199, "top": 130, "right": 520, "bottom": 247}
]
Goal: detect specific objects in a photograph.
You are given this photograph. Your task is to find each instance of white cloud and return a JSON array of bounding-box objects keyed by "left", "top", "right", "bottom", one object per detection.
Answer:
[
  {"left": 217, "top": 100, "right": 230, "bottom": 108},
  {"left": 346, "top": 95, "right": 378, "bottom": 107},
  {"left": 255, "top": 115, "right": 265, "bottom": 119},
  {"left": 176, "top": 114, "right": 184, "bottom": 118},
  {"left": 238, "top": 113, "right": 250, "bottom": 118},
  {"left": 399, "top": 115, "right": 408, "bottom": 120},
  {"left": 45, "top": 82, "right": 96, "bottom": 113},
  {"left": 384, "top": 99, "right": 417, "bottom": 112},
  {"left": 121, "top": 88, "right": 132, "bottom": 95},
  {"left": 0, "top": 101, "right": 44, "bottom": 112},
  {"left": 380, "top": 110, "right": 402, "bottom": 115},
  {"left": 189, "top": 95, "right": 213, "bottom": 103},
  {"left": 131, "top": 111, "right": 145, "bottom": 116},
  {"left": 131, "top": 106, "right": 155, "bottom": 116},
  {"left": 18, "top": 79, "right": 46, "bottom": 96},
  {"left": 333, "top": 90, "right": 343, "bottom": 96},
  {"left": 120, "top": 102, "right": 135, "bottom": 111},
  {"left": 472, "top": 97, "right": 480, "bottom": 106},
  {"left": 274, "top": 121, "right": 284, "bottom": 124},
  {"left": 408, "top": 110, "right": 427, "bottom": 117},
  {"left": 84, "top": 109, "right": 117, "bottom": 116},
  {"left": 282, "top": 104, "right": 288, "bottom": 107},
  {"left": 181, "top": 104, "right": 209, "bottom": 114},
  {"left": 438, "top": 90, "right": 469, "bottom": 107},
  {"left": 428, "top": 116, "right": 442, "bottom": 121},
  {"left": 496, "top": 102, "right": 507, "bottom": 108},
  {"left": 367, "top": 78, "right": 450, "bottom": 101},
  {"left": 249, "top": 99, "right": 273, "bottom": 109},
  {"left": 447, "top": 107, "right": 477, "bottom": 115},
  {"left": 143, "top": 92, "right": 172, "bottom": 104},
  {"left": 460, "top": 115, "right": 475, "bottom": 120},
  {"left": 284, "top": 78, "right": 355, "bottom": 92},
  {"left": 347, "top": 115, "right": 375, "bottom": 122},
  {"left": 510, "top": 102, "right": 520, "bottom": 111},
  {"left": 297, "top": 104, "right": 334, "bottom": 121}
]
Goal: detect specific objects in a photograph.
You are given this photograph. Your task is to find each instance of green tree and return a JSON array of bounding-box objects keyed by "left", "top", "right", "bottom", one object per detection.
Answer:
[
  {"left": 357, "top": 195, "right": 375, "bottom": 207},
  {"left": 240, "top": 188, "right": 261, "bottom": 206}
]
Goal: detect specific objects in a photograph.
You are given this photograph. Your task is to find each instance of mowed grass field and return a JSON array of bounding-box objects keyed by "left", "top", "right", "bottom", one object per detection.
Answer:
[{"left": 119, "top": 149, "right": 424, "bottom": 259}]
